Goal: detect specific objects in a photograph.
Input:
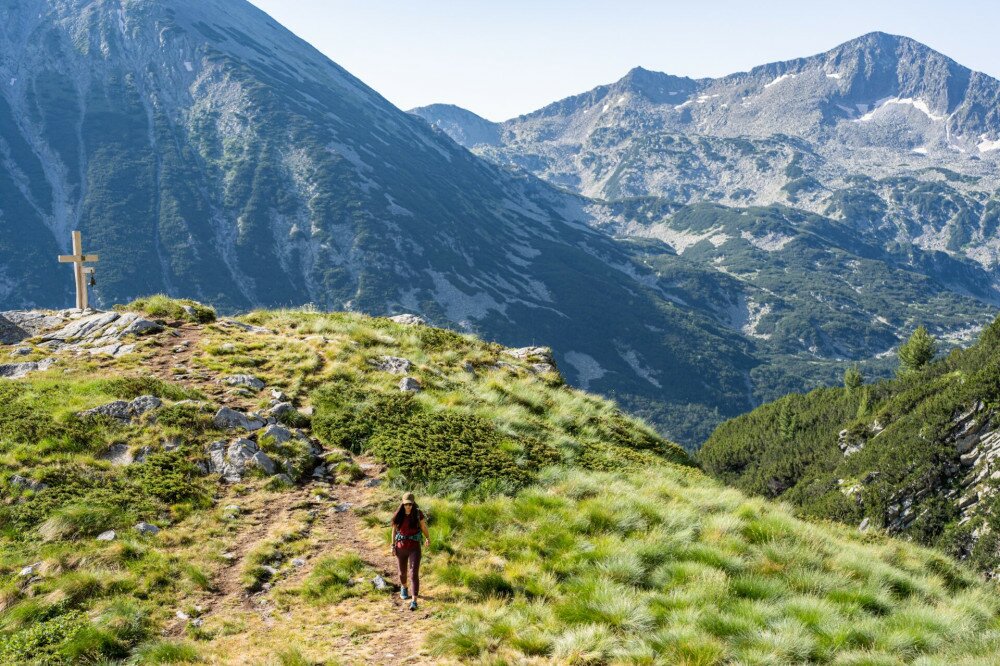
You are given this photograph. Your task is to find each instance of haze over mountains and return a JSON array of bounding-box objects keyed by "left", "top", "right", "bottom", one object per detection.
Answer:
[{"left": 0, "top": 2, "right": 996, "bottom": 445}]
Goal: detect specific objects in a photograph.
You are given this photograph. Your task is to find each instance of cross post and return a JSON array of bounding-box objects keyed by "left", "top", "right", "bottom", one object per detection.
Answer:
[{"left": 58, "top": 231, "right": 99, "bottom": 310}]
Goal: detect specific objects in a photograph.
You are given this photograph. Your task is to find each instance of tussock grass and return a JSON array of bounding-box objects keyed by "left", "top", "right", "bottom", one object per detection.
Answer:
[
  {"left": 119, "top": 295, "right": 216, "bottom": 323},
  {"left": 425, "top": 467, "right": 1000, "bottom": 664}
]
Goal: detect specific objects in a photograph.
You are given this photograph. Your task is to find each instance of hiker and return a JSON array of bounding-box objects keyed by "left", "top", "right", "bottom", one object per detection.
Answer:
[{"left": 391, "top": 492, "right": 430, "bottom": 611}]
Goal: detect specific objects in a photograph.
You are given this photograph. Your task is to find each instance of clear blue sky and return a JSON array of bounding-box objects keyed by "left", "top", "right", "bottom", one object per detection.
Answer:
[{"left": 247, "top": 0, "right": 1000, "bottom": 121}]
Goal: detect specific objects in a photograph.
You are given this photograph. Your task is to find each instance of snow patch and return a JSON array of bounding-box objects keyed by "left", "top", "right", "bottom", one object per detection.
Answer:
[
  {"left": 978, "top": 138, "right": 1000, "bottom": 153},
  {"left": 764, "top": 73, "right": 797, "bottom": 88},
  {"left": 740, "top": 230, "right": 794, "bottom": 251},
  {"left": 855, "top": 97, "right": 946, "bottom": 123},
  {"left": 8, "top": 78, "right": 14, "bottom": 87},
  {"left": 184, "top": 61, "right": 194, "bottom": 72},
  {"left": 650, "top": 225, "right": 727, "bottom": 254},
  {"left": 564, "top": 352, "right": 606, "bottom": 390},
  {"left": 826, "top": 72, "right": 843, "bottom": 80},
  {"left": 602, "top": 103, "right": 610, "bottom": 113},
  {"left": 617, "top": 95, "right": 627, "bottom": 105}
]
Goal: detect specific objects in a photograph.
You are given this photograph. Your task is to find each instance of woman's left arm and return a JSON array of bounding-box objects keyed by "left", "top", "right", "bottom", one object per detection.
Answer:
[{"left": 420, "top": 517, "right": 431, "bottom": 549}]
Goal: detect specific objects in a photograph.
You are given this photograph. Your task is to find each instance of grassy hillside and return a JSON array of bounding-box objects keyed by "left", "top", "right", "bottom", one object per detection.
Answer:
[
  {"left": 2, "top": 299, "right": 1000, "bottom": 664},
  {"left": 700, "top": 315, "right": 1000, "bottom": 576}
]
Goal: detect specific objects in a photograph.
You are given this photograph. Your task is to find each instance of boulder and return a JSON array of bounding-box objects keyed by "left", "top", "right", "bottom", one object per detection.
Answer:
[
  {"left": 96, "top": 530, "right": 116, "bottom": 542},
  {"left": 81, "top": 401, "right": 132, "bottom": 422},
  {"left": 9, "top": 347, "right": 30, "bottom": 356},
  {"left": 399, "top": 377, "right": 422, "bottom": 393},
  {"left": 135, "top": 522, "right": 160, "bottom": 535},
  {"left": 371, "top": 356, "right": 413, "bottom": 375},
  {"left": 0, "top": 357, "right": 55, "bottom": 379},
  {"left": 0, "top": 310, "right": 71, "bottom": 344},
  {"left": 503, "top": 346, "right": 554, "bottom": 364},
  {"left": 213, "top": 407, "right": 264, "bottom": 431},
  {"left": 19, "top": 563, "right": 40, "bottom": 577},
  {"left": 260, "top": 424, "right": 294, "bottom": 444},
  {"left": 250, "top": 451, "right": 278, "bottom": 476},
  {"left": 388, "top": 314, "right": 426, "bottom": 326},
  {"left": 206, "top": 441, "right": 227, "bottom": 474},
  {"left": 267, "top": 402, "right": 295, "bottom": 419},
  {"left": 9, "top": 474, "right": 46, "bottom": 492},
  {"left": 223, "top": 375, "right": 265, "bottom": 391},
  {"left": 119, "top": 316, "right": 163, "bottom": 337},
  {"left": 130, "top": 395, "right": 162, "bottom": 416},
  {"left": 373, "top": 575, "right": 388, "bottom": 590},
  {"left": 223, "top": 438, "right": 260, "bottom": 482}
]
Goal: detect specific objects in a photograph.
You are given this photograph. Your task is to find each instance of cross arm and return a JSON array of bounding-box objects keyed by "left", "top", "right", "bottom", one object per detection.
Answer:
[{"left": 58, "top": 254, "right": 99, "bottom": 263}]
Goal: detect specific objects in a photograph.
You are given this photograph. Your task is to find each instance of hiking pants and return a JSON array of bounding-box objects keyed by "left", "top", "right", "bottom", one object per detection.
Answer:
[{"left": 396, "top": 548, "right": 421, "bottom": 597}]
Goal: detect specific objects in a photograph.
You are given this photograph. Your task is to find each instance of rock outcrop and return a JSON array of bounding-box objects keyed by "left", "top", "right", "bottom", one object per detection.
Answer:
[{"left": 80, "top": 395, "right": 162, "bottom": 423}]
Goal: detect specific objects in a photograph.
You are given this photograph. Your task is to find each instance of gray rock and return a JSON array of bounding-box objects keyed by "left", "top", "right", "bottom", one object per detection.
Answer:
[
  {"left": 530, "top": 363, "right": 556, "bottom": 375},
  {"left": 9, "top": 474, "right": 46, "bottom": 492},
  {"left": 291, "top": 558, "right": 306, "bottom": 567},
  {"left": 99, "top": 443, "right": 134, "bottom": 466},
  {"left": 133, "top": 447, "right": 152, "bottom": 463},
  {"left": 503, "top": 346, "right": 554, "bottom": 364},
  {"left": 273, "top": 473, "right": 294, "bottom": 486},
  {"left": 250, "top": 451, "right": 278, "bottom": 476},
  {"left": 206, "top": 441, "right": 227, "bottom": 474},
  {"left": 363, "top": 478, "right": 382, "bottom": 488},
  {"left": 19, "top": 563, "right": 41, "bottom": 577},
  {"left": 0, "top": 357, "right": 56, "bottom": 379},
  {"left": 270, "top": 389, "right": 289, "bottom": 402},
  {"left": 82, "top": 401, "right": 132, "bottom": 422},
  {"left": 130, "top": 395, "right": 162, "bottom": 416},
  {"left": 311, "top": 465, "right": 328, "bottom": 478},
  {"left": 119, "top": 317, "right": 163, "bottom": 337},
  {"left": 213, "top": 407, "right": 264, "bottom": 431},
  {"left": 219, "top": 319, "right": 272, "bottom": 334},
  {"left": 268, "top": 402, "right": 295, "bottom": 419},
  {"left": 223, "top": 439, "right": 260, "bottom": 482},
  {"left": 135, "top": 522, "right": 160, "bottom": 535},
  {"left": 388, "top": 314, "right": 426, "bottom": 326},
  {"left": 334, "top": 503, "right": 351, "bottom": 513},
  {"left": 859, "top": 517, "right": 870, "bottom": 532},
  {"left": 373, "top": 575, "right": 388, "bottom": 590},
  {"left": 0, "top": 310, "right": 71, "bottom": 344},
  {"left": 10, "top": 346, "right": 30, "bottom": 356},
  {"left": 260, "top": 424, "right": 293, "bottom": 444},
  {"left": 399, "top": 377, "right": 422, "bottom": 393},
  {"left": 96, "top": 530, "right": 116, "bottom": 541},
  {"left": 224, "top": 375, "right": 265, "bottom": 391},
  {"left": 163, "top": 436, "right": 182, "bottom": 451},
  {"left": 371, "top": 356, "right": 413, "bottom": 375}
]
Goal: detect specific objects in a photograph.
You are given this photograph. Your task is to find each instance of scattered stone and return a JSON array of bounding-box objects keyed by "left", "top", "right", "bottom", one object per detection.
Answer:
[
  {"left": 0, "top": 357, "right": 56, "bottom": 379},
  {"left": 371, "top": 356, "right": 413, "bottom": 375},
  {"left": 19, "top": 563, "right": 40, "bottom": 577},
  {"left": 163, "top": 436, "right": 182, "bottom": 452},
  {"left": 503, "top": 346, "right": 554, "bottom": 364},
  {"left": 399, "top": 377, "right": 422, "bottom": 393},
  {"left": 9, "top": 474, "right": 46, "bottom": 492},
  {"left": 260, "top": 424, "right": 294, "bottom": 444},
  {"left": 213, "top": 407, "right": 265, "bottom": 431},
  {"left": 223, "top": 374, "right": 265, "bottom": 391},
  {"left": 96, "top": 530, "right": 116, "bottom": 542},
  {"left": 268, "top": 402, "right": 295, "bottom": 419},
  {"left": 262, "top": 565, "right": 278, "bottom": 577},
  {"left": 9, "top": 346, "right": 30, "bottom": 356},
  {"left": 80, "top": 395, "right": 162, "bottom": 424},
  {"left": 222, "top": 505, "right": 242, "bottom": 520},
  {"left": 219, "top": 319, "right": 272, "bottom": 334},
  {"left": 334, "top": 503, "right": 351, "bottom": 513},
  {"left": 119, "top": 317, "right": 163, "bottom": 337},
  {"left": 98, "top": 443, "right": 134, "bottom": 466},
  {"left": 291, "top": 558, "right": 307, "bottom": 568},
  {"left": 250, "top": 451, "right": 278, "bottom": 476},
  {"left": 300, "top": 405, "right": 315, "bottom": 417},
  {"left": 190, "top": 617, "right": 204, "bottom": 628},
  {"left": 530, "top": 363, "right": 556, "bottom": 375},
  {"left": 176, "top": 610, "right": 190, "bottom": 621},
  {"left": 363, "top": 478, "right": 382, "bottom": 488},
  {"left": 388, "top": 314, "right": 426, "bottom": 326},
  {"left": 312, "top": 465, "right": 328, "bottom": 479},
  {"left": 273, "top": 473, "right": 294, "bottom": 486},
  {"left": 270, "top": 389, "right": 289, "bottom": 402},
  {"left": 373, "top": 575, "right": 388, "bottom": 590},
  {"left": 135, "top": 522, "right": 160, "bottom": 535},
  {"left": 221, "top": 552, "right": 237, "bottom": 561},
  {"left": 859, "top": 517, "right": 870, "bottom": 532}
]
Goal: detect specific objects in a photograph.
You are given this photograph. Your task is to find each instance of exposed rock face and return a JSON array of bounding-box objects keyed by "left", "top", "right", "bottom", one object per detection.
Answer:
[
  {"left": 80, "top": 395, "right": 162, "bottom": 423},
  {"left": 399, "top": 377, "right": 422, "bottom": 393},
  {"left": 213, "top": 407, "right": 265, "bottom": 431},
  {"left": 0, "top": 357, "right": 55, "bottom": 378},
  {"left": 371, "top": 356, "right": 413, "bottom": 375},
  {"left": 223, "top": 375, "right": 266, "bottom": 391},
  {"left": 388, "top": 314, "right": 427, "bottom": 326},
  {"left": 0, "top": 311, "right": 69, "bottom": 344},
  {"left": 8, "top": 474, "right": 46, "bottom": 492}
]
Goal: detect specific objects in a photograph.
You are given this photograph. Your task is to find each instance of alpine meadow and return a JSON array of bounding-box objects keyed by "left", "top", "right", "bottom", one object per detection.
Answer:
[{"left": 4, "top": 0, "right": 1000, "bottom": 664}]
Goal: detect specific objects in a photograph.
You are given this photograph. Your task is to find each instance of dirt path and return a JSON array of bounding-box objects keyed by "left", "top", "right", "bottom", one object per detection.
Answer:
[{"left": 143, "top": 324, "right": 443, "bottom": 664}]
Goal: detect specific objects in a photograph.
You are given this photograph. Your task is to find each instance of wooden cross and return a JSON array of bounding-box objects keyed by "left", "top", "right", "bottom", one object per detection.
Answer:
[{"left": 58, "top": 231, "right": 99, "bottom": 310}]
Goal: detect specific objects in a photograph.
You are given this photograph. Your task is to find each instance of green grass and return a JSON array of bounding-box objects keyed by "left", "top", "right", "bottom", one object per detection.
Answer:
[
  {"left": 423, "top": 466, "right": 1000, "bottom": 664},
  {"left": 118, "top": 295, "right": 216, "bottom": 323}
]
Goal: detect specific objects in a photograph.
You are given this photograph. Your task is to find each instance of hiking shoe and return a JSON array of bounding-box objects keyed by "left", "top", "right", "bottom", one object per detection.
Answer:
[
  {"left": 409, "top": 600, "right": 418, "bottom": 611},
  {"left": 400, "top": 587, "right": 410, "bottom": 600}
]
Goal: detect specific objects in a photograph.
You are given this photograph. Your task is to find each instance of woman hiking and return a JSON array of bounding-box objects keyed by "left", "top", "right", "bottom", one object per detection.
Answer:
[{"left": 391, "top": 492, "right": 430, "bottom": 610}]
